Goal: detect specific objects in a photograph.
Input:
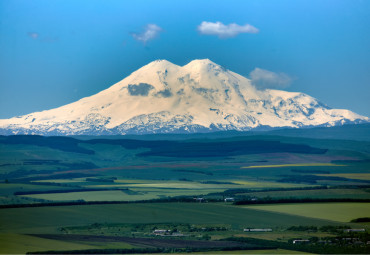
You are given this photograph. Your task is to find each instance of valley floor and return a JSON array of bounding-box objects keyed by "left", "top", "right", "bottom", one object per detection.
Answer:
[{"left": 0, "top": 128, "right": 370, "bottom": 253}]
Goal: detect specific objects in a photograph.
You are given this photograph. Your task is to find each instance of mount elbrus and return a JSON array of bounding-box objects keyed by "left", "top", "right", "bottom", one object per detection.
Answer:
[{"left": 0, "top": 59, "right": 368, "bottom": 135}]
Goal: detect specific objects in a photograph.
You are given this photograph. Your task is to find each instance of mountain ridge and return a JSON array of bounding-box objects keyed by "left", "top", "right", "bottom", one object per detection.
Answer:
[{"left": 0, "top": 59, "right": 368, "bottom": 135}]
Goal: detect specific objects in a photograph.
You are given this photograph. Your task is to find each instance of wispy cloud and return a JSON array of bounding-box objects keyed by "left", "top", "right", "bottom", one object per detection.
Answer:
[
  {"left": 27, "top": 32, "right": 39, "bottom": 39},
  {"left": 249, "top": 68, "right": 293, "bottom": 90},
  {"left": 27, "top": 32, "right": 59, "bottom": 43},
  {"left": 131, "top": 24, "right": 162, "bottom": 44},
  {"left": 197, "top": 21, "right": 259, "bottom": 38}
]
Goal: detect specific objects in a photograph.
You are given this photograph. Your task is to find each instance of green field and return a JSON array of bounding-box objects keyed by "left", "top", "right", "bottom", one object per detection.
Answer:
[
  {"left": 0, "top": 233, "right": 96, "bottom": 254},
  {"left": 0, "top": 127, "right": 369, "bottom": 253},
  {"left": 241, "top": 163, "right": 345, "bottom": 168},
  {"left": 0, "top": 183, "right": 74, "bottom": 194},
  {"left": 20, "top": 190, "right": 143, "bottom": 201},
  {"left": 238, "top": 188, "right": 370, "bottom": 200},
  {"left": 1, "top": 202, "right": 366, "bottom": 254},
  {"left": 160, "top": 249, "right": 313, "bottom": 254},
  {"left": 0, "top": 233, "right": 135, "bottom": 254},
  {"left": 244, "top": 203, "right": 370, "bottom": 222},
  {"left": 187, "top": 249, "right": 312, "bottom": 254},
  {"left": 0, "top": 203, "right": 341, "bottom": 234},
  {"left": 1, "top": 133, "right": 370, "bottom": 206},
  {"left": 14, "top": 179, "right": 311, "bottom": 203},
  {"left": 0, "top": 202, "right": 349, "bottom": 254},
  {"left": 317, "top": 173, "right": 370, "bottom": 181}
]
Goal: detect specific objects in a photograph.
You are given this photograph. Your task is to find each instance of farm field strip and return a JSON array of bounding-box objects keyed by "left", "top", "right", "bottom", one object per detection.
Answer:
[
  {"left": 230, "top": 180, "right": 309, "bottom": 188},
  {"left": 0, "top": 203, "right": 339, "bottom": 234},
  {"left": 7, "top": 177, "right": 339, "bottom": 203},
  {"left": 87, "top": 182, "right": 228, "bottom": 189},
  {"left": 89, "top": 179, "right": 310, "bottom": 188},
  {"left": 30, "top": 233, "right": 255, "bottom": 249},
  {"left": 0, "top": 202, "right": 352, "bottom": 254},
  {"left": 242, "top": 202, "right": 370, "bottom": 223},
  {"left": 32, "top": 178, "right": 88, "bottom": 183},
  {"left": 316, "top": 173, "right": 370, "bottom": 181},
  {"left": 19, "top": 190, "right": 152, "bottom": 202},
  {"left": 17, "top": 188, "right": 226, "bottom": 202},
  {"left": 0, "top": 233, "right": 136, "bottom": 254},
  {"left": 114, "top": 179, "right": 164, "bottom": 184},
  {"left": 238, "top": 188, "right": 370, "bottom": 199},
  {"left": 0, "top": 183, "right": 72, "bottom": 191},
  {"left": 13, "top": 180, "right": 312, "bottom": 203},
  {"left": 0, "top": 233, "right": 97, "bottom": 254},
  {"left": 79, "top": 179, "right": 308, "bottom": 189},
  {"left": 233, "top": 231, "right": 335, "bottom": 242},
  {"left": 184, "top": 249, "right": 313, "bottom": 254},
  {"left": 122, "top": 182, "right": 243, "bottom": 189},
  {"left": 241, "top": 163, "right": 346, "bottom": 169}
]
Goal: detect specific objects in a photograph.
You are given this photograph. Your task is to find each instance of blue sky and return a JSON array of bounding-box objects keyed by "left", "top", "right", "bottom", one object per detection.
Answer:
[{"left": 0, "top": 0, "right": 369, "bottom": 118}]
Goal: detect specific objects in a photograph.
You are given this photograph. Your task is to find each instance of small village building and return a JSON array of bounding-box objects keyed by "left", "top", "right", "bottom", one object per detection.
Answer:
[
  {"left": 153, "top": 229, "right": 170, "bottom": 235},
  {"left": 344, "top": 229, "right": 365, "bottom": 232},
  {"left": 244, "top": 228, "right": 272, "bottom": 232},
  {"left": 293, "top": 240, "right": 310, "bottom": 244}
]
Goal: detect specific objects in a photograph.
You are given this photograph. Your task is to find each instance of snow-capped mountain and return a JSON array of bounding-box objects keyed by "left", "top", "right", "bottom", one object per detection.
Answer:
[{"left": 0, "top": 59, "right": 368, "bottom": 135}]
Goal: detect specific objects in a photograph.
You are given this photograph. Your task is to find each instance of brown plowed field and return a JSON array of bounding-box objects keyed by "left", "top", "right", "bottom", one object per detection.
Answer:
[{"left": 30, "top": 234, "right": 256, "bottom": 249}]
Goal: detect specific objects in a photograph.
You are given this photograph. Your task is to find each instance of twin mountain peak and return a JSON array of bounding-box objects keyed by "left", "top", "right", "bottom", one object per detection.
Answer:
[{"left": 0, "top": 59, "right": 368, "bottom": 135}]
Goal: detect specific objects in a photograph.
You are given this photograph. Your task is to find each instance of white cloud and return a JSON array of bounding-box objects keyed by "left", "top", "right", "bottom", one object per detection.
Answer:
[
  {"left": 131, "top": 24, "right": 162, "bottom": 44},
  {"left": 249, "top": 68, "right": 293, "bottom": 90},
  {"left": 197, "top": 21, "right": 259, "bottom": 38},
  {"left": 28, "top": 32, "right": 39, "bottom": 39}
]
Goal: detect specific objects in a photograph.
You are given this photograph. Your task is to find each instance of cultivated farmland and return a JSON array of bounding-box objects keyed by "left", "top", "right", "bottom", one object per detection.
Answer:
[{"left": 0, "top": 125, "right": 370, "bottom": 253}]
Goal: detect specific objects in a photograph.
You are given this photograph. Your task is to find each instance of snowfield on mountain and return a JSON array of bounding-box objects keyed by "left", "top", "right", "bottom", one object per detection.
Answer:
[{"left": 0, "top": 59, "right": 368, "bottom": 135}]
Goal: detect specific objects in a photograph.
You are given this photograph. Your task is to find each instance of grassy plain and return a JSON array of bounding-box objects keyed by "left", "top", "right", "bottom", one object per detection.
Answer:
[
  {"left": 187, "top": 249, "right": 312, "bottom": 254},
  {"left": 0, "top": 203, "right": 340, "bottom": 234},
  {"left": 317, "top": 173, "right": 370, "bottom": 181},
  {"left": 244, "top": 203, "right": 370, "bottom": 222},
  {"left": 0, "top": 183, "right": 74, "bottom": 194},
  {"left": 140, "top": 249, "right": 314, "bottom": 254},
  {"left": 0, "top": 202, "right": 348, "bottom": 254},
  {"left": 241, "top": 163, "right": 345, "bottom": 168},
  {"left": 0, "top": 233, "right": 135, "bottom": 254},
  {"left": 0, "top": 233, "right": 97, "bottom": 254},
  {"left": 238, "top": 188, "right": 370, "bottom": 200},
  {"left": 15, "top": 179, "right": 311, "bottom": 203},
  {"left": 20, "top": 190, "right": 141, "bottom": 201},
  {"left": 0, "top": 126, "right": 369, "bottom": 253}
]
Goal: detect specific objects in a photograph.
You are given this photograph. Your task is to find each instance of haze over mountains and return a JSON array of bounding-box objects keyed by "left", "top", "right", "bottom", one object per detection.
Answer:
[{"left": 0, "top": 59, "right": 368, "bottom": 135}]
